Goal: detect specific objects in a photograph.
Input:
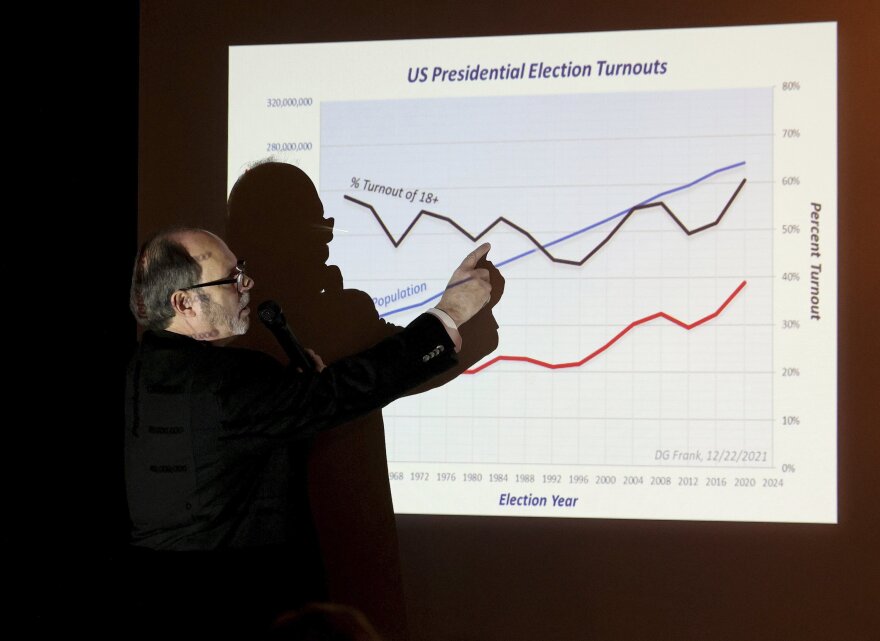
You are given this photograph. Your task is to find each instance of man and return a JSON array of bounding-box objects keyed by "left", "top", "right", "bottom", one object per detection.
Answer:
[{"left": 124, "top": 228, "right": 491, "bottom": 632}]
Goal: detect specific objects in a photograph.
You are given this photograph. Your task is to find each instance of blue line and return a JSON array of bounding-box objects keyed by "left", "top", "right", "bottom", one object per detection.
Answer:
[
  {"left": 381, "top": 290, "right": 445, "bottom": 317},
  {"left": 378, "top": 161, "right": 745, "bottom": 318}
]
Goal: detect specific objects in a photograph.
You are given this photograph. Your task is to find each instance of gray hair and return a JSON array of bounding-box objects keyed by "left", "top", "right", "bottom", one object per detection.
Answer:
[{"left": 130, "top": 229, "right": 204, "bottom": 330}]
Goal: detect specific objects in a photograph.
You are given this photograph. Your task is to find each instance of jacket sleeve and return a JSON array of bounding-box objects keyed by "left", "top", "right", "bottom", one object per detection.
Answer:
[{"left": 215, "top": 313, "right": 457, "bottom": 442}]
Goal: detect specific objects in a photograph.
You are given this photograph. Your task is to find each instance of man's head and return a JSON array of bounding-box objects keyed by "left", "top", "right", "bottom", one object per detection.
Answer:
[{"left": 130, "top": 228, "right": 254, "bottom": 341}]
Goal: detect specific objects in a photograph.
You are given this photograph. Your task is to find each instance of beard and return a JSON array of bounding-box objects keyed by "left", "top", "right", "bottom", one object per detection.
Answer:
[{"left": 203, "top": 291, "right": 250, "bottom": 336}]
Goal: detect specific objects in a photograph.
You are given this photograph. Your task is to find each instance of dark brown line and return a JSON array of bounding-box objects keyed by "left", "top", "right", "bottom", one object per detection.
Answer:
[{"left": 343, "top": 178, "right": 746, "bottom": 266}]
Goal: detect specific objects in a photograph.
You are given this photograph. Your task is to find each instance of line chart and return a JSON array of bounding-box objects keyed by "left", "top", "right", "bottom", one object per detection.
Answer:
[
  {"left": 321, "top": 86, "right": 774, "bottom": 476},
  {"left": 230, "top": 23, "right": 837, "bottom": 522},
  {"left": 464, "top": 280, "right": 747, "bottom": 373}
]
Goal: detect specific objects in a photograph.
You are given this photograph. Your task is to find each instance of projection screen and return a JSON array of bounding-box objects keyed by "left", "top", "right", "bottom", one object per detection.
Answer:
[{"left": 228, "top": 22, "right": 837, "bottom": 523}]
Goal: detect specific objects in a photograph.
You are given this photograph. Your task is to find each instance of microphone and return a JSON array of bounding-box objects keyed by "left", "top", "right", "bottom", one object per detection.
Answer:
[{"left": 257, "top": 300, "right": 314, "bottom": 371}]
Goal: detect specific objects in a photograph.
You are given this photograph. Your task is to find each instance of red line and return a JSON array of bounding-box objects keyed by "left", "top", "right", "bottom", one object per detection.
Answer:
[{"left": 463, "top": 280, "right": 748, "bottom": 374}]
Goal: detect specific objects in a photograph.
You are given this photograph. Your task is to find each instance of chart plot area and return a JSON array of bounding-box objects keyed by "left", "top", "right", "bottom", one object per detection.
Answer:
[{"left": 321, "top": 89, "right": 774, "bottom": 476}]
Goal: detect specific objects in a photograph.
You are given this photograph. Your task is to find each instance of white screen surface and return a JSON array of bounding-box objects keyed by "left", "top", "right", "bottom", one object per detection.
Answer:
[{"left": 229, "top": 23, "right": 837, "bottom": 523}]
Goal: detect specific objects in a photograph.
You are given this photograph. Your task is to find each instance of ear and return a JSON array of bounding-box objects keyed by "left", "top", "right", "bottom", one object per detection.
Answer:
[{"left": 169, "top": 290, "right": 197, "bottom": 317}]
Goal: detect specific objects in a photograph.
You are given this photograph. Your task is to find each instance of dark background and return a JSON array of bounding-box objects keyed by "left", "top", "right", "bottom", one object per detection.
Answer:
[{"left": 53, "top": 0, "right": 878, "bottom": 639}]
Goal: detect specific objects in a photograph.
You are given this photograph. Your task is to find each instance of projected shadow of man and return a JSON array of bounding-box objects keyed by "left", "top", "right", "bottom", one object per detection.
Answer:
[{"left": 226, "top": 161, "right": 502, "bottom": 641}]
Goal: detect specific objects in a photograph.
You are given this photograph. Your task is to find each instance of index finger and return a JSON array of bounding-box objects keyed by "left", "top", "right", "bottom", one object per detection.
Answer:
[{"left": 459, "top": 242, "right": 491, "bottom": 269}]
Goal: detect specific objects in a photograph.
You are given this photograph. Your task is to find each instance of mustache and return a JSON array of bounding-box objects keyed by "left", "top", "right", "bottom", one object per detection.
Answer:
[{"left": 239, "top": 293, "right": 250, "bottom": 310}]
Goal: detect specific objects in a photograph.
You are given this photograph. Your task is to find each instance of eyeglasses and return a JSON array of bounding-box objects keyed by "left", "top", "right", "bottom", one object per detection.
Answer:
[{"left": 182, "top": 259, "right": 251, "bottom": 293}]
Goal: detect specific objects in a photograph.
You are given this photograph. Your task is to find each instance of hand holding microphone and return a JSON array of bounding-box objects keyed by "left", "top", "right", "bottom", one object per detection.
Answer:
[{"left": 258, "top": 300, "right": 323, "bottom": 371}]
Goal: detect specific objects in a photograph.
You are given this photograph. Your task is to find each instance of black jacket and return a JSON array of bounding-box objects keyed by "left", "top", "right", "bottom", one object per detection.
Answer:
[{"left": 124, "top": 313, "right": 455, "bottom": 550}]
